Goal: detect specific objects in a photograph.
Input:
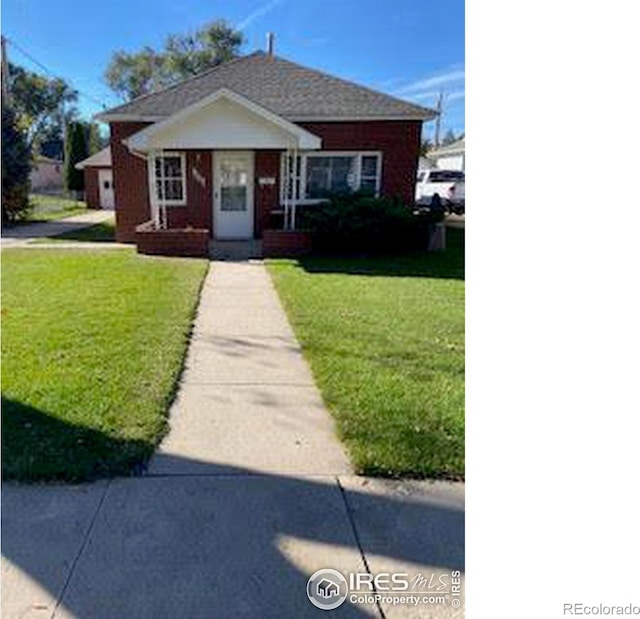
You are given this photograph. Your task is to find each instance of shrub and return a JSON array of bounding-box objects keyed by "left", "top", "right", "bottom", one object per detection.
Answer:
[
  {"left": 1, "top": 104, "right": 32, "bottom": 223},
  {"left": 300, "top": 193, "right": 444, "bottom": 254}
]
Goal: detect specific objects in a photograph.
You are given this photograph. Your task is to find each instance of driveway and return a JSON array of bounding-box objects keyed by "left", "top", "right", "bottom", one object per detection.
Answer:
[{"left": 1, "top": 211, "right": 114, "bottom": 247}]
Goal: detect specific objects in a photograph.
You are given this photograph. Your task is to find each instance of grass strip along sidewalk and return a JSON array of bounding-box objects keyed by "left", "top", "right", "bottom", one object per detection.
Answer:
[{"left": 268, "top": 229, "right": 465, "bottom": 479}]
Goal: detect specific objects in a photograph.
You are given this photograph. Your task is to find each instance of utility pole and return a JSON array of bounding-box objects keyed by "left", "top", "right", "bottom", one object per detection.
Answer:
[
  {"left": 434, "top": 91, "right": 444, "bottom": 148},
  {"left": 1, "top": 35, "right": 11, "bottom": 104}
]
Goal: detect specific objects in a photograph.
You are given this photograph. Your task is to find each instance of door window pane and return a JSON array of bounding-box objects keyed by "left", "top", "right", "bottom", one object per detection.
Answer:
[
  {"left": 221, "top": 187, "right": 247, "bottom": 211},
  {"left": 220, "top": 160, "right": 248, "bottom": 211}
]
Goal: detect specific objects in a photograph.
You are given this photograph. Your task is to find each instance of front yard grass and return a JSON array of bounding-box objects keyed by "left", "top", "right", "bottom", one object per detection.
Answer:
[
  {"left": 1, "top": 249, "right": 208, "bottom": 482},
  {"left": 24, "top": 193, "right": 89, "bottom": 222},
  {"left": 268, "top": 229, "right": 465, "bottom": 479}
]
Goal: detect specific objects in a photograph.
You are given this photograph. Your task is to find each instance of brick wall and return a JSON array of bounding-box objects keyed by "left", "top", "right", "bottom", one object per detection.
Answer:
[
  {"left": 135, "top": 221, "right": 209, "bottom": 257},
  {"left": 110, "top": 122, "right": 152, "bottom": 242},
  {"left": 165, "top": 150, "right": 213, "bottom": 232},
  {"left": 298, "top": 120, "right": 422, "bottom": 206},
  {"left": 254, "top": 150, "right": 281, "bottom": 237},
  {"left": 263, "top": 229, "right": 312, "bottom": 257}
]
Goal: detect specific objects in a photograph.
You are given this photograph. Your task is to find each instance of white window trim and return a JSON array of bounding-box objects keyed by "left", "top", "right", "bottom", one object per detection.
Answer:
[
  {"left": 149, "top": 151, "right": 187, "bottom": 207},
  {"left": 280, "top": 151, "right": 383, "bottom": 205}
]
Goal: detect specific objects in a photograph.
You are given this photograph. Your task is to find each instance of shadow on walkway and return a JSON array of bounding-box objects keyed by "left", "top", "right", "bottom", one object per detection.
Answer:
[{"left": 2, "top": 401, "right": 464, "bottom": 618}]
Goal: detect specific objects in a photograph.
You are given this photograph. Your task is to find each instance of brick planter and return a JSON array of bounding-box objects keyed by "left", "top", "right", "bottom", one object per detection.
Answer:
[
  {"left": 262, "top": 229, "right": 312, "bottom": 257},
  {"left": 135, "top": 221, "right": 210, "bottom": 257}
]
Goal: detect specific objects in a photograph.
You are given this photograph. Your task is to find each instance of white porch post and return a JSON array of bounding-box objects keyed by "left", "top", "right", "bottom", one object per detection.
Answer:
[
  {"left": 149, "top": 149, "right": 168, "bottom": 229},
  {"left": 283, "top": 147, "right": 291, "bottom": 230},
  {"left": 290, "top": 146, "right": 298, "bottom": 231}
]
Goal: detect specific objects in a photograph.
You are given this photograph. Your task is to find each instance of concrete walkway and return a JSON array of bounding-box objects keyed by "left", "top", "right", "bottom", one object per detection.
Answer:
[
  {"left": 1, "top": 210, "right": 113, "bottom": 247},
  {"left": 150, "top": 261, "right": 351, "bottom": 476},
  {"left": 1, "top": 261, "right": 465, "bottom": 619}
]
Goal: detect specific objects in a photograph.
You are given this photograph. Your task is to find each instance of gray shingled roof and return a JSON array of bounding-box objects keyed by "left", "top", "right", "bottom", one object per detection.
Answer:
[{"left": 99, "top": 52, "right": 433, "bottom": 121}]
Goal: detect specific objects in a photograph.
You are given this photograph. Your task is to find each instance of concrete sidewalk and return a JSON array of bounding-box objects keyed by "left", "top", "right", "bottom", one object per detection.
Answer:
[
  {"left": 1, "top": 211, "right": 113, "bottom": 247},
  {"left": 1, "top": 261, "right": 465, "bottom": 619}
]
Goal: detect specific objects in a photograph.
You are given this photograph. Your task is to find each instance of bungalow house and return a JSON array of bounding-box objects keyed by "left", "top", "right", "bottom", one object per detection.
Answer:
[
  {"left": 75, "top": 147, "right": 114, "bottom": 209},
  {"left": 96, "top": 50, "right": 435, "bottom": 256}
]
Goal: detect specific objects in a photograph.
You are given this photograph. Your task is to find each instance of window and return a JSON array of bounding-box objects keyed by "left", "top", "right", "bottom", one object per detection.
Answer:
[
  {"left": 428, "top": 170, "right": 465, "bottom": 182},
  {"left": 306, "top": 156, "right": 356, "bottom": 198},
  {"left": 360, "top": 155, "right": 379, "bottom": 193},
  {"left": 152, "top": 153, "right": 186, "bottom": 205},
  {"left": 281, "top": 152, "right": 382, "bottom": 203}
]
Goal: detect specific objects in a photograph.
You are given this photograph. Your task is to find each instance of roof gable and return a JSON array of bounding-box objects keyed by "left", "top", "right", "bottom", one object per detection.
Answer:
[
  {"left": 75, "top": 146, "right": 112, "bottom": 169},
  {"left": 124, "top": 88, "right": 321, "bottom": 151},
  {"left": 98, "top": 52, "right": 433, "bottom": 122}
]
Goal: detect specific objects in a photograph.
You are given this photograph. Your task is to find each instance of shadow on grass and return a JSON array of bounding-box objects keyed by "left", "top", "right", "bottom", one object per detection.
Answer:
[
  {"left": 43, "top": 221, "right": 116, "bottom": 243},
  {"left": 1, "top": 397, "right": 152, "bottom": 482},
  {"left": 297, "top": 228, "right": 465, "bottom": 280}
]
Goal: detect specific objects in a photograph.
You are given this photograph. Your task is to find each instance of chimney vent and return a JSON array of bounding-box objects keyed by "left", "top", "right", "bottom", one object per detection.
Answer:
[{"left": 267, "top": 32, "right": 275, "bottom": 56}]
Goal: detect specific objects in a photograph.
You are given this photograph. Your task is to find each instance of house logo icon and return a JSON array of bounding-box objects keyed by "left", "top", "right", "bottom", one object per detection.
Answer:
[{"left": 307, "top": 568, "right": 348, "bottom": 610}]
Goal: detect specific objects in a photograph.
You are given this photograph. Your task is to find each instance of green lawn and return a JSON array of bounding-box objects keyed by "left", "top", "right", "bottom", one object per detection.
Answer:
[
  {"left": 1, "top": 249, "right": 208, "bottom": 482},
  {"left": 30, "top": 219, "right": 116, "bottom": 244},
  {"left": 26, "top": 193, "right": 89, "bottom": 222},
  {"left": 268, "top": 229, "right": 465, "bottom": 479}
]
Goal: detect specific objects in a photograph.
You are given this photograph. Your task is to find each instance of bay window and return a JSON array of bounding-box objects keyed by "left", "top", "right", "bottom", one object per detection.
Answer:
[{"left": 282, "top": 152, "right": 382, "bottom": 203}]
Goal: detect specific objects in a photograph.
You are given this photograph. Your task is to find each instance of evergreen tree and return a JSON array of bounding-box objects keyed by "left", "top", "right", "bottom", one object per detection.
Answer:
[
  {"left": 64, "top": 121, "right": 88, "bottom": 195},
  {"left": 2, "top": 103, "right": 32, "bottom": 223},
  {"left": 87, "top": 122, "right": 104, "bottom": 154}
]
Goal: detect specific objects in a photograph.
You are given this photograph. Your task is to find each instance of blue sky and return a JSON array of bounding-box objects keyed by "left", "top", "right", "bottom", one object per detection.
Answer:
[{"left": 2, "top": 0, "right": 464, "bottom": 138}]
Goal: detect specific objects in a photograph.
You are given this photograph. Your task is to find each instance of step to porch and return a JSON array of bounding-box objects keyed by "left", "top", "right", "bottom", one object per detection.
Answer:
[{"left": 210, "top": 240, "right": 263, "bottom": 261}]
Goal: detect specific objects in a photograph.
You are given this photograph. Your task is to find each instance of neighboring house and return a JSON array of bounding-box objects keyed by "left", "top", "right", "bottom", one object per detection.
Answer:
[
  {"left": 30, "top": 155, "right": 63, "bottom": 191},
  {"left": 96, "top": 50, "right": 435, "bottom": 252},
  {"left": 418, "top": 156, "right": 435, "bottom": 172},
  {"left": 75, "top": 147, "right": 114, "bottom": 209},
  {"left": 429, "top": 138, "right": 465, "bottom": 171}
]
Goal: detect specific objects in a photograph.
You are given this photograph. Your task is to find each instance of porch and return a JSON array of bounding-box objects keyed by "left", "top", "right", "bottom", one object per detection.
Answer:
[
  {"left": 122, "top": 88, "right": 320, "bottom": 256},
  {"left": 134, "top": 224, "right": 313, "bottom": 259}
]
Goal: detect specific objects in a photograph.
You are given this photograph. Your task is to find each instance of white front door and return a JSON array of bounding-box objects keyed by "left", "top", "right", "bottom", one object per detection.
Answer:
[
  {"left": 213, "top": 151, "right": 254, "bottom": 239},
  {"left": 98, "top": 169, "right": 115, "bottom": 209}
]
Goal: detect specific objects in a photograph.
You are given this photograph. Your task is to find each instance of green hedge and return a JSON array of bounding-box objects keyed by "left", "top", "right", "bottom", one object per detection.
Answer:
[{"left": 299, "top": 193, "right": 444, "bottom": 254}]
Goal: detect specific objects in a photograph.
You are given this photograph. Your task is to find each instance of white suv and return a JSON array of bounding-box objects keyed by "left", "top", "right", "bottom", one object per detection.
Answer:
[{"left": 416, "top": 169, "right": 465, "bottom": 214}]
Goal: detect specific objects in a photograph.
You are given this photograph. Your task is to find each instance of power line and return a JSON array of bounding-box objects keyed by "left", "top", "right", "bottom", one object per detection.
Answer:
[{"left": 4, "top": 35, "right": 107, "bottom": 109}]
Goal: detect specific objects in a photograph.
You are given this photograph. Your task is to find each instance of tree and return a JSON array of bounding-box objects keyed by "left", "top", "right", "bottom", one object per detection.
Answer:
[
  {"left": 64, "top": 121, "right": 88, "bottom": 195},
  {"left": 87, "top": 122, "right": 106, "bottom": 154},
  {"left": 420, "top": 138, "right": 434, "bottom": 157},
  {"left": 164, "top": 20, "right": 243, "bottom": 78},
  {"left": 105, "top": 20, "right": 243, "bottom": 101},
  {"left": 2, "top": 103, "right": 32, "bottom": 223},
  {"left": 104, "top": 47, "right": 166, "bottom": 102},
  {"left": 8, "top": 62, "right": 78, "bottom": 152},
  {"left": 442, "top": 129, "right": 464, "bottom": 146}
]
